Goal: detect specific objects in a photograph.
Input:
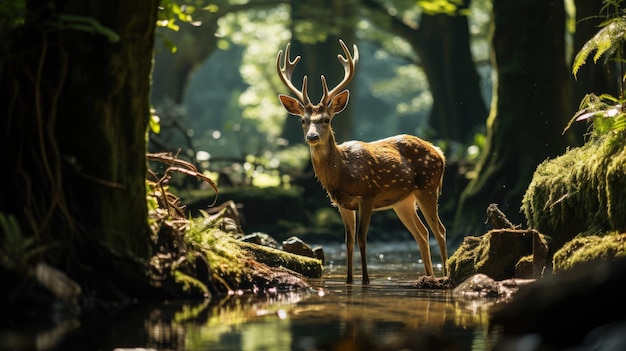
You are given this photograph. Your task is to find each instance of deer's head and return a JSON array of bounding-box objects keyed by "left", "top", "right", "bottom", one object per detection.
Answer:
[{"left": 276, "top": 40, "right": 359, "bottom": 145}]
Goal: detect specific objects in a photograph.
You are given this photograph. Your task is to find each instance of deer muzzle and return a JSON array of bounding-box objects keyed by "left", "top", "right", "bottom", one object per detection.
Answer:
[{"left": 306, "top": 132, "right": 320, "bottom": 144}]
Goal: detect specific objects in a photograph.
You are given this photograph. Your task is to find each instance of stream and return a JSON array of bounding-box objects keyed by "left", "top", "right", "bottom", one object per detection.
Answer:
[{"left": 1, "top": 241, "right": 509, "bottom": 351}]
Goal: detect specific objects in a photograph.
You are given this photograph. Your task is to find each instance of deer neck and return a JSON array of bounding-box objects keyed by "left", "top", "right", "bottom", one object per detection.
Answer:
[{"left": 309, "top": 134, "right": 343, "bottom": 189}]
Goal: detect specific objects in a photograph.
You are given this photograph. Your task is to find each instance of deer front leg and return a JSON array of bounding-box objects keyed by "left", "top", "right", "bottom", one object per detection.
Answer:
[
  {"left": 338, "top": 207, "right": 356, "bottom": 283},
  {"left": 357, "top": 199, "right": 374, "bottom": 284}
]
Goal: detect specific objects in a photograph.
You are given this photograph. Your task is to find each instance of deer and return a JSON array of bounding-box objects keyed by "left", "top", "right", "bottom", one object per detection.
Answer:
[{"left": 276, "top": 39, "right": 448, "bottom": 284}]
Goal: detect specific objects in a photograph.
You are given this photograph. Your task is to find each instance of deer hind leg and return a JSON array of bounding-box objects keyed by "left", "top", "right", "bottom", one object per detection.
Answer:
[
  {"left": 338, "top": 206, "right": 356, "bottom": 283},
  {"left": 393, "top": 195, "right": 434, "bottom": 276},
  {"left": 415, "top": 190, "right": 448, "bottom": 276}
]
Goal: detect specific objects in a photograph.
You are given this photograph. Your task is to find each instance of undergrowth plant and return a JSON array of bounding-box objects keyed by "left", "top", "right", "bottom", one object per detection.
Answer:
[{"left": 568, "top": 0, "right": 626, "bottom": 137}]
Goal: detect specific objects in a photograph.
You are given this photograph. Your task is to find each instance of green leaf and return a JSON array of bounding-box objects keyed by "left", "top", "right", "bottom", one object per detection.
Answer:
[
  {"left": 150, "top": 113, "right": 161, "bottom": 134},
  {"left": 572, "top": 17, "right": 626, "bottom": 78}
]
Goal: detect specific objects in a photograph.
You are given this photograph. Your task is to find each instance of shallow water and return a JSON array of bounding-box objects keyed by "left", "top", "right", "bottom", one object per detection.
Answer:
[{"left": 2, "top": 241, "right": 508, "bottom": 351}]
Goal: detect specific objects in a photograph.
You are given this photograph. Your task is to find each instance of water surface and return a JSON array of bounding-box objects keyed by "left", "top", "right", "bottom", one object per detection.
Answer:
[{"left": 4, "top": 241, "right": 507, "bottom": 351}]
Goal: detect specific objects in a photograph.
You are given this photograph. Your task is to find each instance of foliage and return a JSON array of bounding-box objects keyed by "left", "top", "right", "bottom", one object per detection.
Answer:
[
  {"left": 570, "top": 0, "right": 626, "bottom": 136},
  {"left": 149, "top": 107, "right": 162, "bottom": 135},
  {"left": 0, "top": 0, "right": 25, "bottom": 33},
  {"left": 572, "top": 1, "right": 626, "bottom": 80},
  {"left": 158, "top": 0, "right": 197, "bottom": 32},
  {"left": 417, "top": 0, "right": 470, "bottom": 16},
  {"left": 155, "top": 0, "right": 493, "bottom": 191},
  {"left": 216, "top": 5, "right": 291, "bottom": 137},
  {"left": 157, "top": 0, "right": 214, "bottom": 52},
  {"left": 187, "top": 6, "right": 431, "bottom": 146},
  {"left": 0, "top": 212, "right": 41, "bottom": 268},
  {"left": 564, "top": 93, "right": 626, "bottom": 137}
]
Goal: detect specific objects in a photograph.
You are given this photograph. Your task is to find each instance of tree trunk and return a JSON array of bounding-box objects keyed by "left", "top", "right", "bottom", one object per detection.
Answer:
[
  {"left": 414, "top": 3, "right": 488, "bottom": 143},
  {"left": 151, "top": 18, "right": 220, "bottom": 104},
  {"left": 452, "top": 0, "right": 572, "bottom": 238},
  {"left": 0, "top": 0, "right": 157, "bottom": 269},
  {"left": 281, "top": 0, "right": 357, "bottom": 144},
  {"left": 151, "top": 1, "right": 286, "bottom": 104},
  {"left": 362, "top": 0, "right": 487, "bottom": 143}
]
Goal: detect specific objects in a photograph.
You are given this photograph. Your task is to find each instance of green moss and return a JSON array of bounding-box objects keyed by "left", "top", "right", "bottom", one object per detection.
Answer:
[
  {"left": 173, "top": 270, "right": 210, "bottom": 296},
  {"left": 239, "top": 241, "right": 322, "bottom": 278},
  {"left": 184, "top": 216, "right": 322, "bottom": 292},
  {"left": 553, "top": 232, "right": 626, "bottom": 272},
  {"left": 606, "top": 146, "right": 626, "bottom": 230},
  {"left": 447, "top": 236, "right": 481, "bottom": 283},
  {"left": 521, "top": 131, "right": 626, "bottom": 249}
]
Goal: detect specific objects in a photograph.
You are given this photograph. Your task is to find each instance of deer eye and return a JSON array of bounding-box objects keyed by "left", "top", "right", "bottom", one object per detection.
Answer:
[
  {"left": 322, "top": 117, "right": 330, "bottom": 124},
  {"left": 300, "top": 118, "right": 306, "bottom": 125}
]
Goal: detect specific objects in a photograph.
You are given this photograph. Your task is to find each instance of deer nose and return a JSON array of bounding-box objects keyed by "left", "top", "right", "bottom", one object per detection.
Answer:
[{"left": 306, "top": 133, "right": 320, "bottom": 143}]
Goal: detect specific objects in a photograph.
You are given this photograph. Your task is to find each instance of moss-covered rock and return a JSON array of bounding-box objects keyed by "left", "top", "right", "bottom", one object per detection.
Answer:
[
  {"left": 447, "top": 235, "right": 481, "bottom": 284},
  {"left": 238, "top": 240, "right": 323, "bottom": 278},
  {"left": 184, "top": 217, "right": 322, "bottom": 295},
  {"left": 447, "top": 229, "right": 549, "bottom": 284},
  {"left": 521, "top": 131, "right": 626, "bottom": 249},
  {"left": 552, "top": 232, "right": 626, "bottom": 273}
]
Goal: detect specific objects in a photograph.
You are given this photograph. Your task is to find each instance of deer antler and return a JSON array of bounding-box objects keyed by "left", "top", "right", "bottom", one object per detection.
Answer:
[
  {"left": 320, "top": 39, "right": 359, "bottom": 105},
  {"left": 276, "top": 43, "right": 311, "bottom": 105}
]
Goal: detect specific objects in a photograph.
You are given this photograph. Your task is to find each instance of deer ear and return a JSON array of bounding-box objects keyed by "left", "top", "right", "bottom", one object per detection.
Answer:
[
  {"left": 328, "top": 90, "right": 350, "bottom": 115},
  {"left": 279, "top": 94, "right": 305, "bottom": 116}
]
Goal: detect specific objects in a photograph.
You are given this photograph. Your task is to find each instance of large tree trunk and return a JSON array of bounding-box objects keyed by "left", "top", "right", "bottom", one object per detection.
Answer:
[
  {"left": 452, "top": 0, "right": 572, "bottom": 239},
  {"left": 0, "top": 0, "right": 157, "bottom": 271},
  {"left": 362, "top": 0, "right": 487, "bottom": 143},
  {"left": 414, "top": 2, "right": 488, "bottom": 143}
]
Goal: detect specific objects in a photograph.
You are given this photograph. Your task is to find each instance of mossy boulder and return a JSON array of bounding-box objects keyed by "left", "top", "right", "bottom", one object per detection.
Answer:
[
  {"left": 521, "top": 131, "right": 626, "bottom": 250},
  {"left": 182, "top": 216, "right": 323, "bottom": 295},
  {"left": 552, "top": 232, "right": 626, "bottom": 273}
]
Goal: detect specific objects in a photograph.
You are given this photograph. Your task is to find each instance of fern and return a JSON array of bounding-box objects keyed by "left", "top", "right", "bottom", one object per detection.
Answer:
[
  {"left": 572, "top": 16, "right": 626, "bottom": 79},
  {"left": 564, "top": 93, "right": 626, "bottom": 136},
  {"left": 570, "top": 2, "right": 626, "bottom": 136}
]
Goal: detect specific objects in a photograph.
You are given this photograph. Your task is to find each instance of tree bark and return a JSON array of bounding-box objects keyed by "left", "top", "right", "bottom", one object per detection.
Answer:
[
  {"left": 0, "top": 0, "right": 157, "bottom": 268},
  {"left": 452, "top": 0, "right": 572, "bottom": 238}
]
